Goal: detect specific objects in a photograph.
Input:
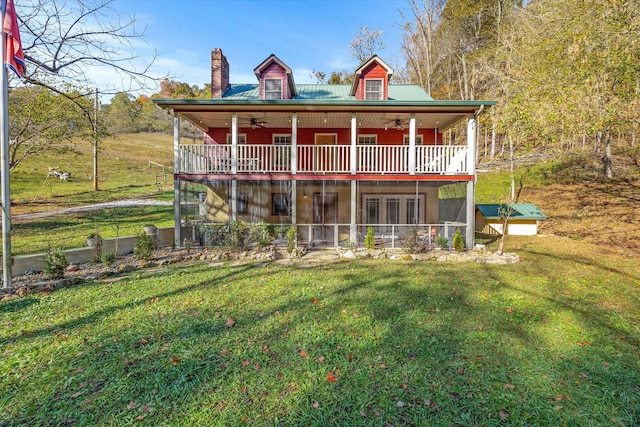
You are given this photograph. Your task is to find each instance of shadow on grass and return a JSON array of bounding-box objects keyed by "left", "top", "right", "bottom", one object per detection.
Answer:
[{"left": 1, "top": 258, "right": 638, "bottom": 426}]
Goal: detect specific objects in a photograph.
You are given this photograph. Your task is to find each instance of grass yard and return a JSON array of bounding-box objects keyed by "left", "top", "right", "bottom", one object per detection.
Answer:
[{"left": 1, "top": 236, "right": 639, "bottom": 426}]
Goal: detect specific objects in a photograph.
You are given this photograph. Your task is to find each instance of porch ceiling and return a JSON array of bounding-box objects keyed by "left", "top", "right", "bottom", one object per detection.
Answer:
[
  {"left": 177, "top": 110, "right": 474, "bottom": 133},
  {"left": 155, "top": 99, "right": 493, "bottom": 133}
]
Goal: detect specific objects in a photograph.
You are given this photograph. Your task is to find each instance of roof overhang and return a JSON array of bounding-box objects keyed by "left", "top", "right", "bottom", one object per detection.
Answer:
[{"left": 153, "top": 98, "right": 495, "bottom": 132}]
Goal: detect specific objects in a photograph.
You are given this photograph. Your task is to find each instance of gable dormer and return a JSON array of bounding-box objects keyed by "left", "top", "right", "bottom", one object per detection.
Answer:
[
  {"left": 254, "top": 54, "right": 297, "bottom": 100},
  {"left": 350, "top": 55, "right": 394, "bottom": 100}
]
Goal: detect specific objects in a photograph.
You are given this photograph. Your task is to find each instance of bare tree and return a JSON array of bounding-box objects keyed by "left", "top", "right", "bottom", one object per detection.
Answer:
[
  {"left": 17, "top": 0, "right": 159, "bottom": 99},
  {"left": 349, "top": 26, "right": 388, "bottom": 63}
]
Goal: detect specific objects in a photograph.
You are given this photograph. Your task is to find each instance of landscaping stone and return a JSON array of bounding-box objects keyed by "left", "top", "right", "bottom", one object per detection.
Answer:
[{"left": 1, "top": 245, "right": 520, "bottom": 302}]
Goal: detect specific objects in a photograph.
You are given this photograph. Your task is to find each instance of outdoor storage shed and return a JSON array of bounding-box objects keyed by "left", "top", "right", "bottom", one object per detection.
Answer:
[{"left": 475, "top": 203, "right": 547, "bottom": 236}]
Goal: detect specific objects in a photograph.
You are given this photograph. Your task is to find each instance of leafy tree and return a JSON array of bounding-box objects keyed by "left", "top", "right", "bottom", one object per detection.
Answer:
[{"left": 8, "top": 86, "right": 93, "bottom": 170}]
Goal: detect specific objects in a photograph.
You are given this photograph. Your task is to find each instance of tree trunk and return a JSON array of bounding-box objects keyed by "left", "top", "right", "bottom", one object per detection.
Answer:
[
  {"left": 604, "top": 127, "right": 613, "bottom": 179},
  {"left": 491, "top": 121, "right": 496, "bottom": 159}
]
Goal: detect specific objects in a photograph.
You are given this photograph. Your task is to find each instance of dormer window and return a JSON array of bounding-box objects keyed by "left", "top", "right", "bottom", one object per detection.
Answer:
[
  {"left": 265, "top": 78, "right": 283, "bottom": 100},
  {"left": 365, "top": 79, "right": 383, "bottom": 100}
]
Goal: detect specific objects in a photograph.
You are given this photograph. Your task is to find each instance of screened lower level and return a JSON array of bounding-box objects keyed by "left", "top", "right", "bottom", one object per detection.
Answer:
[{"left": 175, "top": 178, "right": 472, "bottom": 249}]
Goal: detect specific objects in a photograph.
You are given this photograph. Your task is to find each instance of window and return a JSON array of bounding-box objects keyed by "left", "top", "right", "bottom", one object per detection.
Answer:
[
  {"left": 265, "top": 79, "right": 282, "bottom": 100},
  {"left": 403, "top": 135, "right": 423, "bottom": 145},
  {"left": 364, "top": 194, "right": 425, "bottom": 230},
  {"left": 365, "top": 79, "right": 383, "bottom": 100},
  {"left": 273, "top": 134, "right": 291, "bottom": 170},
  {"left": 272, "top": 193, "right": 290, "bottom": 216},
  {"left": 358, "top": 135, "right": 377, "bottom": 171},
  {"left": 358, "top": 135, "right": 377, "bottom": 145},
  {"left": 226, "top": 134, "right": 247, "bottom": 144}
]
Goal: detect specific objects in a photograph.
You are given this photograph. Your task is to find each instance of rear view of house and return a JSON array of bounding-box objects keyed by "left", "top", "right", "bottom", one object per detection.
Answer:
[{"left": 154, "top": 48, "right": 494, "bottom": 248}]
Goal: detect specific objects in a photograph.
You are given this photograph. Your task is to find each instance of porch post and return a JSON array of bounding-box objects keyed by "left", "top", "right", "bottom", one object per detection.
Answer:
[
  {"left": 291, "top": 113, "right": 298, "bottom": 174},
  {"left": 466, "top": 115, "right": 477, "bottom": 248},
  {"left": 350, "top": 113, "right": 357, "bottom": 174},
  {"left": 231, "top": 179, "right": 237, "bottom": 221},
  {"left": 350, "top": 180, "right": 357, "bottom": 245},
  {"left": 291, "top": 180, "right": 297, "bottom": 225},
  {"left": 231, "top": 113, "right": 238, "bottom": 174},
  {"left": 173, "top": 113, "right": 181, "bottom": 247},
  {"left": 409, "top": 114, "right": 416, "bottom": 175},
  {"left": 467, "top": 115, "right": 477, "bottom": 176}
]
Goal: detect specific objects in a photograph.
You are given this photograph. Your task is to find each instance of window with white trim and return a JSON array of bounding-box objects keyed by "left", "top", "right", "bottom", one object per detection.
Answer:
[
  {"left": 226, "top": 134, "right": 247, "bottom": 144},
  {"left": 358, "top": 135, "right": 377, "bottom": 171},
  {"left": 365, "top": 79, "right": 383, "bottom": 100},
  {"left": 403, "top": 135, "right": 423, "bottom": 145},
  {"left": 265, "top": 79, "right": 282, "bottom": 100},
  {"left": 273, "top": 134, "right": 291, "bottom": 170}
]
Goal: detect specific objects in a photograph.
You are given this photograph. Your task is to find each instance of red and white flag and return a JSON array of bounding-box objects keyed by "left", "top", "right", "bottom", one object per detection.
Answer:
[{"left": 2, "top": 0, "right": 24, "bottom": 78}]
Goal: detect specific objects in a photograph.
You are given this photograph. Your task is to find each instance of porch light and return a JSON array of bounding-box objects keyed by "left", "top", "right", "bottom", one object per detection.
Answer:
[{"left": 323, "top": 113, "right": 327, "bottom": 123}]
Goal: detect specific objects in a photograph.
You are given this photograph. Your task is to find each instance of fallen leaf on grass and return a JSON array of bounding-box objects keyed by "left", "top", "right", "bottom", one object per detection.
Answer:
[
  {"left": 312, "top": 401, "right": 320, "bottom": 408},
  {"left": 312, "top": 298, "right": 318, "bottom": 304},
  {"left": 149, "top": 297, "right": 159, "bottom": 303},
  {"left": 397, "top": 401, "right": 405, "bottom": 407},
  {"left": 352, "top": 312, "right": 360, "bottom": 318},
  {"left": 503, "top": 383, "right": 515, "bottom": 389},
  {"left": 127, "top": 401, "right": 137, "bottom": 409},
  {"left": 315, "top": 356, "right": 325, "bottom": 364},
  {"left": 299, "top": 350, "right": 308, "bottom": 358},
  {"left": 499, "top": 410, "right": 508, "bottom": 421},
  {"left": 505, "top": 308, "right": 513, "bottom": 313},
  {"left": 170, "top": 356, "right": 180, "bottom": 365},
  {"left": 379, "top": 364, "right": 388, "bottom": 370},
  {"left": 225, "top": 317, "right": 236, "bottom": 328},
  {"left": 327, "top": 372, "right": 337, "bottom": 382}
]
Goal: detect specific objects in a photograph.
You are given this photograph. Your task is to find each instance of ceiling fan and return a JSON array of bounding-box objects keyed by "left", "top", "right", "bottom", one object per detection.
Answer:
[
  {"left": 385, "top": 118, "right": 406, "bottom": 131},
  {"left": 249, "top": 118, "right": 267, "bottom": 129}
]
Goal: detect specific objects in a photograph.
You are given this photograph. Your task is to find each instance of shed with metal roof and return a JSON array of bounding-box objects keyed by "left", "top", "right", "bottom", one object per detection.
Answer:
[{"left": 475, "top": 203, "right": 547, "bottom": 236}]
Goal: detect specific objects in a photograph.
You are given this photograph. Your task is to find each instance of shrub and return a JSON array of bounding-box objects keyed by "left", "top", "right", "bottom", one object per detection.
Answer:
[
  {"left": 286, "top": 225, "right": 297, "bottom": 254},
  {"left": 250, "top": 221, "right": 275, "bottom": 248},
  {"left": 43, "top": 247, "right": 68, "bottom": 280},
  {"left": 229, "top": 220, "right": 249, "bottom": 251},
  {"left": 101, "top": 250, "right": 117, "bottom": 265},
  {"left": 453, "top": 229, "right": 465, "bottom": 251},
  {"left": 435, "top": 235, "right": 449, "bottom": 249},
  {"left": 134, "top": 233, "right": 155, "bottom": 260},
  {"left": 365, "top": 226, "right": 375, "bottom": 250}
]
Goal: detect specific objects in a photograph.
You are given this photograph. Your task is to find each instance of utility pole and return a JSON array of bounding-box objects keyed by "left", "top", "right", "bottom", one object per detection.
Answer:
[{"left": 93, "top": 88, "right": 99, "bottom": 191}]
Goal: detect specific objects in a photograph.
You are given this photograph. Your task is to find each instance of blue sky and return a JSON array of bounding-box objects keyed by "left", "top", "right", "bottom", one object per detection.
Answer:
[{"left": 102, "top": 0, "right": 409, "bottom": 94}]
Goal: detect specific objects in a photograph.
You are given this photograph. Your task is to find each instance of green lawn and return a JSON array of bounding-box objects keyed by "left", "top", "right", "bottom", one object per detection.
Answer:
[{"left": 1, "top": 237, "right": 638, "bottom": 426}]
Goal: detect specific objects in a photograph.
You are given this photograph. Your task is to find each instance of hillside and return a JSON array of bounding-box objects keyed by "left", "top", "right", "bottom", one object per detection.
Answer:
[{"left": 477, "top": 152, "right": 640, "bottom": 256}]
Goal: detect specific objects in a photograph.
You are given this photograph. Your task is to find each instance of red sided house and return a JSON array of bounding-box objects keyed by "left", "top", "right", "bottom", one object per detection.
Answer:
[{"left": 154, "top": 49, "right": 494, "bottom": 249}]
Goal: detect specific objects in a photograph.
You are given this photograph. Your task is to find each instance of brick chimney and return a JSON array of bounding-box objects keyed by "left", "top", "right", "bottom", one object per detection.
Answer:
[{"left": 211, "top": 48, "right": 229, "bottom": 98}]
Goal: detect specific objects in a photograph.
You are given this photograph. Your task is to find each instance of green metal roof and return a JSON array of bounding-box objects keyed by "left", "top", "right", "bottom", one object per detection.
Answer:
[
  {"left": 221, "top": 83, "right": 434, "bottom": 101},
  {"left": 476, "top": 204, "right": 547, "bottom": 220}
]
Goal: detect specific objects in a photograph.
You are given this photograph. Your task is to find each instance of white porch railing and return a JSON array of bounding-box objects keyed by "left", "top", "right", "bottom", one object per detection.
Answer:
[{"left": 178, "top": 144, "right": 469, "bottom": 175}]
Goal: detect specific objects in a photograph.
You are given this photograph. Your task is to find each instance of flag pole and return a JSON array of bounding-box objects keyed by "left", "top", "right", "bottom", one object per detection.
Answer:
[{"left": 1, "top": 0, "right": 12, "bottom": 288}]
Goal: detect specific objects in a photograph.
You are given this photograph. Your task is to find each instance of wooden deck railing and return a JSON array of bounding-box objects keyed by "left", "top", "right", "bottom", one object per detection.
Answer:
[{"left": 178, "top": 144, "right": 469, "bottom": 175}]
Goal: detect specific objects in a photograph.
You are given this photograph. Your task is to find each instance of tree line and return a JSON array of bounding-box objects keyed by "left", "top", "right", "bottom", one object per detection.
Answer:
[{"left": 399, "top": 0, "right": 639, "bottom": 177}]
